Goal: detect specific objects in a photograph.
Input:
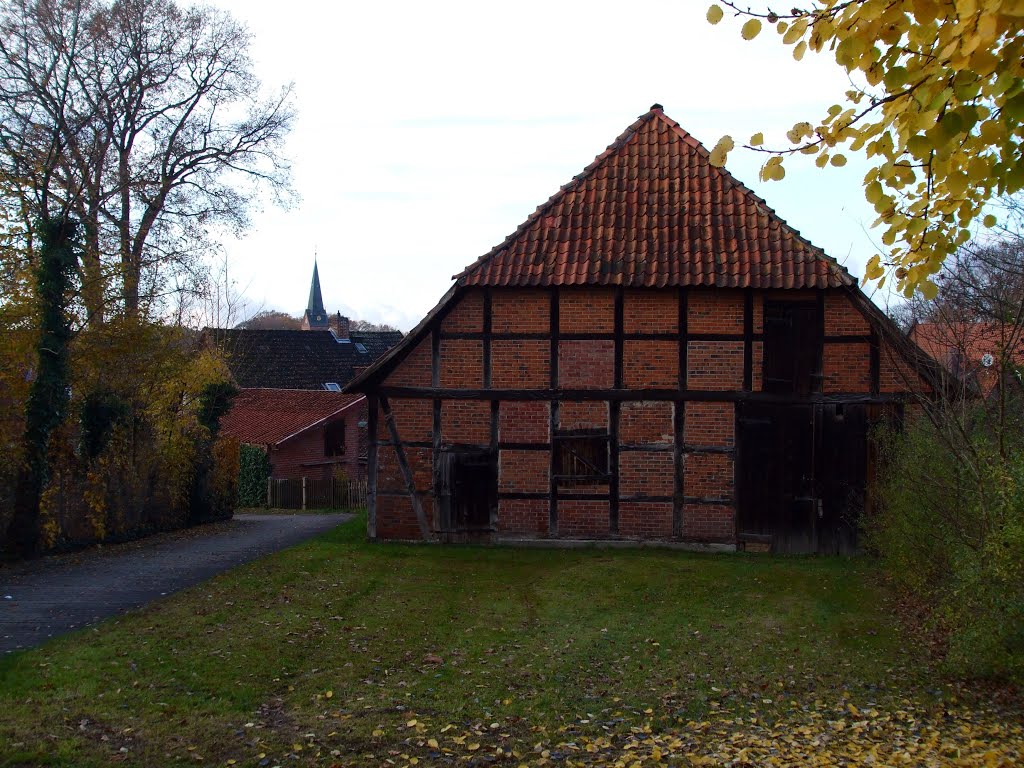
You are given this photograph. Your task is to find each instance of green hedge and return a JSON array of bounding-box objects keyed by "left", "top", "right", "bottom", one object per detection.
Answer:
[{"left": 237, "top": 444, "right": 271, "bottom": 507}]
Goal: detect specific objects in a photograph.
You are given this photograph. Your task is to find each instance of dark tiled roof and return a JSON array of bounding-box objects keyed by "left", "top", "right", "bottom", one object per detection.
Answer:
[
  {"left": 455, "top": 106, "right": 854, "bottom": 290},
  {"left": 208, "top": 329, "right": 403, "bottom": 390},
  {"left": 220, "top": 388, "right": 363, "bottom": 446}
]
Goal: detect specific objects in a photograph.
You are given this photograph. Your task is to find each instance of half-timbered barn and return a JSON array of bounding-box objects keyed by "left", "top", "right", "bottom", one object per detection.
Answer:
[{"left": 347, "top": 105, "right": 931, "bottom": 554}]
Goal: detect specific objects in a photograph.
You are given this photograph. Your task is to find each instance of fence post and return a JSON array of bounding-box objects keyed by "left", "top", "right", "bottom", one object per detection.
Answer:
[
  {"left": 266, "top": 477, "right": 272, "bottom": 508},
  {"left": 302, "top": 477, "right": 307, "bottom": 511}
]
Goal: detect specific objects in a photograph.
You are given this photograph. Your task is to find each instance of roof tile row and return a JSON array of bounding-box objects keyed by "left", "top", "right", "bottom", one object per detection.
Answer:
[{"left": 455, "top": 106, "right": 854, "bottom": 290}]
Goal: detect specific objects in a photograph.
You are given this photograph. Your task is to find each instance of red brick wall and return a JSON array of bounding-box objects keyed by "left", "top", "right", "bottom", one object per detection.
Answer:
[
  {"left": 499, "top": 401, "right": 549, "bottom": 443},
  {"left": 561, "top": 288, "right": 613, "bottom": 333},
  {"left": 825, "top": 293, "right": 870, "bottom": 335},
  {"left": 620, "top": 401, "right": 673, "bottom": 443},
  {"left": 689, "top": 290, "right": 743, "bottom": 333},
  {"left": 620, "top": 502, "right": 673, "bottom": 538},
  {"left": 620, "top": 451, "right": 673, "bottom": 496},
  {"left": 880, "top": 340, "right": 931, "bottom": 393},
  {"left": 558, "top": 401, "right": 607, "bottom": 430},
  {"left": 388, "top": 399, "right": 432, "bottom": 443},
  {"left": 683, "top": 503, "right": 733, "bottom": 542},
  {"left": 269, "top": 408, "right": 363, "bottom": 482},
  {"left": 558, "top": 500, "right": 611, "bottom": 537},
  {"left": 559, "top": 340, "right": 613, "bottom": 388},
  {"left": 376, "top": 493, "right": 427, "bottom": 540},
  {"left": 442, "top": 289, "right": 483, "bottom": 333},
  {"left": 441, "top": 400, "right": 490, "bottom": 444},
  {"left": 492, "top": 340, "right": 548, "bottom": 388},
  {"left": 389, "top": 339, "right": 431, "bottom": 387},
  {"left": 683, "top": 452, "right": 733, "bottom": 500},
  {"left": 624, "top": 290, "right": 677, "bottom": 334},
  {"left": 499, "top": 450, "right": 548, "bottom": 494},
  {"left": 823, "top": 343, "right": 871, "bottom": 392},
  {"left": 624, "top": 340, "right": 677, "bottom": 388},
  {"left": 687, "top": 341, "right": 744, "bottom": 390},
  {"left": 493, "top": 290, "right": 548, "bottom": 334},
  {"left": 498, "top": 499, "right": 548, "bottom": 535},
  {"left": 368, "top": 285, "right": 918, "bottom": 544},
  {"left": 440, "top": 340, "right": 483, "bottom": 388},
  {"left": 684, "top": 402, "right": 734, "bottom": 448}
]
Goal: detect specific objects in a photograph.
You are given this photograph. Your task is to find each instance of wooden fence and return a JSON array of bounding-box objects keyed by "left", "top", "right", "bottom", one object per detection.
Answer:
[{"left": 266, "top": 477, "right": 367, "bottom": 510}]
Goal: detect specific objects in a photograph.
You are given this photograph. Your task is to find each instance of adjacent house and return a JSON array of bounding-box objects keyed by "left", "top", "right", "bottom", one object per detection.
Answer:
[
  {"left": 347, "top": 105, "right": 933, "bottom": 553},
  {"left": 220, "top": 388, "right": 364, "bottom": 481},
  {"left": 212, "top": 263, "right": 403, "bottom": 483},
  {"left": 910, "top": 321, "right": 1023, "bottom": 397}
]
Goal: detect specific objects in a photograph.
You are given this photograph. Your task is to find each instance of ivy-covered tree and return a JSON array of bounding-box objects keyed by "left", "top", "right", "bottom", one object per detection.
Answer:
[
  {"left": 706, "top": 1, "right": 1024, "bottom": 298},
  {"left": 6, "top": 218, "right": 77, "bottom": 557}
]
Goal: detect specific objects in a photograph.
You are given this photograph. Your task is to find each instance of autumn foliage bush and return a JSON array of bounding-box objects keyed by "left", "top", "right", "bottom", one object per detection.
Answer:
[
  {"left": 0, "top": 321, "right": 239, "bottom": 552},
  {"left": 869, "top": 407, "right": 1024, "bottom": 682}
]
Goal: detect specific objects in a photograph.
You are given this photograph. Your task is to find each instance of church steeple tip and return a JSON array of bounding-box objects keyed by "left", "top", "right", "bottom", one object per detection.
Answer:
[{"left": 301, "top": 259, "right": 330, "bottom": 330}]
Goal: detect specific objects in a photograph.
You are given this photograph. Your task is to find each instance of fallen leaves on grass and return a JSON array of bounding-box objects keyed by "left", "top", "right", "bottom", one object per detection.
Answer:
[{"left": 349, "top": 699, "right": 1022, "bottom": 768}]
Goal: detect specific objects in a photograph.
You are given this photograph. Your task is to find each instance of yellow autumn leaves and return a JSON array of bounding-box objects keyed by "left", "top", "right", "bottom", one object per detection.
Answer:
[{"left": 705, "top": 1, "right": 1024, "bottom": 297}]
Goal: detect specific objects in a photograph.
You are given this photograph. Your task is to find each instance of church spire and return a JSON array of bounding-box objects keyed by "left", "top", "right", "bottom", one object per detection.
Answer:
[{"left": 301, "top": 259, "right": 329, "bottom": 330}]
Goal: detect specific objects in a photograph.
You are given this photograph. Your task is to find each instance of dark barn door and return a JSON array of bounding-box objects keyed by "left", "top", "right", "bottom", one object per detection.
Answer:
[
  {"left": 737, "top": 403, "right": 869, "bottom": 554},
  {"left": 739, "top": 298, "right": 869, "bottom": 553},
  {"left": 436, "top": 448, "right": 497, "bottom": 532}
]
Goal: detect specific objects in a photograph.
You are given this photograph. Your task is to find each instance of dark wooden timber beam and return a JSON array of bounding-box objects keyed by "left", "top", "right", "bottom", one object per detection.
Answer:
[
  {"left": 743, "top": 289, "right": 754, "bottom": 391},
  {"left": 377, "top": 386, "right": 911, "bottom": 405},
  {"left": 548, "top": 287, "right": 560, "bottom": 536},
  {"left": 367, "top": 393, "right": 379, "bottom": 538},
  {"left": 674, "top": 287, "right": 688, "bottom": 538}
]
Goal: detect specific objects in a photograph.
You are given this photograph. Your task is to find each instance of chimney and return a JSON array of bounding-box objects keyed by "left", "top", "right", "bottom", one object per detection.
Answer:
[{"left": 330, "top": 311, "right": 350, "bottom": 339}]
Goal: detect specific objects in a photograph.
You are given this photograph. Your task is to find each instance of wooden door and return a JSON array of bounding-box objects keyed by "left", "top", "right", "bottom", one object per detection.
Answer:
[
  {"left": 436, "top": 448, "right": 497, "bottom": 531},
  {"left": 738, "top": 403, "right": 870, "bottom": 554}
]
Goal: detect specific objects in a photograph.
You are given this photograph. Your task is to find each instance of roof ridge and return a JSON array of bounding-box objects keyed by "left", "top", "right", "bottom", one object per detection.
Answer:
[
  {"left": 651, "top": 108, "right": 854, "bottom": 286},
  {"left": 452, "top": 104, "right": 856, "bottom": 289},
  {"left": 452, "top": 108, "right": 660, "bottom": 283}
]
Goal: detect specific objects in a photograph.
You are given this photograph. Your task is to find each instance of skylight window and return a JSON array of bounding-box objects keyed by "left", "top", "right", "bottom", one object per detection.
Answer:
[
  {"left": 355, "top": 343, "right": 367, "bottom": 354},
  {"left": 324, "top": 382, "right": 341, "bottom": 391}
]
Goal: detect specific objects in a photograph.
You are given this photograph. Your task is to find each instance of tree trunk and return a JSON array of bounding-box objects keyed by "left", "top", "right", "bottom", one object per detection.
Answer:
[{"left": 6, "top": 217, "right": 78, "bottom": 558}]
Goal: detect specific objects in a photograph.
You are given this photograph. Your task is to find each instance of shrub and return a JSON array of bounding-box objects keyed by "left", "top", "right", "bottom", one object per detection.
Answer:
[
  {"left": 237, "top": 443, "right": 271, "bottom": 508},
  {"left": 868, "top": 411, "right": 1024, "bottom": 681}
]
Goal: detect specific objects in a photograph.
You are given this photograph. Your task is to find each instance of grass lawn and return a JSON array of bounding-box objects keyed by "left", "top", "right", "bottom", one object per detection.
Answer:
[{"left": 1, "top": 513, "right": 1020, "bottom": 767}]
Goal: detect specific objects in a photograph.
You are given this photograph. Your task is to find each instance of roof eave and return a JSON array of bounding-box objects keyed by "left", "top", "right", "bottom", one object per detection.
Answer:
[{"left": 345, "top": 283, "right": 462, "bottom": 393}]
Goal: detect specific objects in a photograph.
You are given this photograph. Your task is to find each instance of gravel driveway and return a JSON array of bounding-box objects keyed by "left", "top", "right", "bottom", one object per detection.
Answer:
[{"left": 0, "top": 512, "right": 349, "bottom": 654}]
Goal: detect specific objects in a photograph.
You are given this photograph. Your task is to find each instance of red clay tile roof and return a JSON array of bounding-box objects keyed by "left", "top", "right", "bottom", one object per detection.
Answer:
[
  {"left": 454, "top": 106, "right": 855, "bottom": 289},
  {"left": 220, "top": 389, "right": 363, "bottom": 446}
]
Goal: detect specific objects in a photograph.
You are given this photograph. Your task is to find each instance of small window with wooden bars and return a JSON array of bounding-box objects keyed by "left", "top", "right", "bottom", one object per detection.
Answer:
[{"left": 553, "top": 429, "right": 610, "bottom": 483}]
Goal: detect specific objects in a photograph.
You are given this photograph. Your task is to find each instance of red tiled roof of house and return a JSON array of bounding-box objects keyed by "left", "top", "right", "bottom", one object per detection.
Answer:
[
  {"left": 910, "top": 322, "right": 1024, "bottom": 365},
  {"left": 454, "top": 105, "right": 855, "bottom": 289},
  {"left": 220, "top": 389, "right": 363, "bottom": 447}
]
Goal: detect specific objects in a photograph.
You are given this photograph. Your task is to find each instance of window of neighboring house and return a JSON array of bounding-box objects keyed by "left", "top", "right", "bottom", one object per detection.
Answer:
[
  {"left": 324, "top": 382, "right": 341, "bottom": 391},
  {"left": 553, "top": 429, "right": 609, "bottom": 483},
  {"left": 324, "top": 420, "right": 346, "bottom": 457}
]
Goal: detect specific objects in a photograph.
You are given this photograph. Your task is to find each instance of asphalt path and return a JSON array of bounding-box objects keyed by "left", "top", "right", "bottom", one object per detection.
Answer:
[{"left": 0, "top": 512, "right": 349, "bottom": 654}]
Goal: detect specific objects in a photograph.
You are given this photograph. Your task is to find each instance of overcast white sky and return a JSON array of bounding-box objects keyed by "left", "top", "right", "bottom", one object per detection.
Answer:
[{"left": 214, "top": 0, "right": 887, "bottom": 331}]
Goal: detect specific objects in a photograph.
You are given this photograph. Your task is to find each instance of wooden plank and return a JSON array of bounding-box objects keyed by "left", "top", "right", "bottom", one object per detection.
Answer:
[
  {"left": 870, "top": 327, "right": 881, "bottom": 396},
  {"left": 380, "top": 394, "right": 433, "bottom": 540},
  {"left": 366, "top": 394, "right": 379, "bottom": 538},
  {"left": 610, "top": 287, "right": 623, "bottom": 534},
  {"left": 675, "top": 287, "right": 688, "bottom": 539},
  {"left": 549, "top": 287, "right": 560, "bottom": 536},
  {"left": 378, "top": 385, "right": 913, "bottom": 405},
  {"left": 483, "top": 288, "right": 493, "bottom": 387},
  {"left": 743, "top": 289, "right": 753, "bottom": 391}
]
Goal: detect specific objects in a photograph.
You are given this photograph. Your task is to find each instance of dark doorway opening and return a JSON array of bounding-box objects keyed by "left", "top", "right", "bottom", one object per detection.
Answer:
[
  {"left": 737, "top": 402, "right": 874, "bottom": 554},
  {"left": 435, "top": 448, "right": 497, "bottom": 532},
  {"left": 763, "top": 300, "right": 821, "bottom": 395}
]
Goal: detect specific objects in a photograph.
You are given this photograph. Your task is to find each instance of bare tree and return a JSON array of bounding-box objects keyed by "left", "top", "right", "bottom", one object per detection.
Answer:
[{"left": 0, "top": 0, "right": 295, "bottom": 322}]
